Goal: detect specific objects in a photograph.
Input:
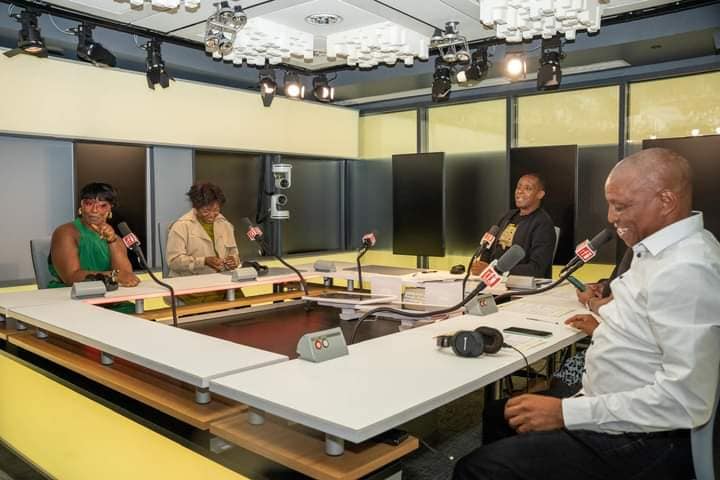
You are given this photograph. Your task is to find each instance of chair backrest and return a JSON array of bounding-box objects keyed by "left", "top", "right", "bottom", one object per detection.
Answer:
[
  {"left": 29, "top": 238, "right": 53, "bottom": 289},
  {"left": 157, "top": 221, "right": 173, "bottom": 278},
  {"left": 692, "top": 359, "right": 720, "bottom": 480},
  {"left": 552, "top": 226, "right": 561, "bottom": 263}
]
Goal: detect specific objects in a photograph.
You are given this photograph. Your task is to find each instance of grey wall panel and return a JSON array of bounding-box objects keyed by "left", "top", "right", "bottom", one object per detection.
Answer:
[
  {"left": 576, "top": 145, "right": 619, "bottom": 264},
  {"left": 445, "top": 152, "right": 509, "bottom": 256},
  {"left": 153, "top": 147, "right": 194, "bottom": 268},
  {"left": 0, "top": 136, "right": 73, "bottom": 283},
  {"left": 282, "top": 158, "right": 343, "bottom": 254},
  {"left": 347, "top": 159, "right": 393, "bottom": 250}
]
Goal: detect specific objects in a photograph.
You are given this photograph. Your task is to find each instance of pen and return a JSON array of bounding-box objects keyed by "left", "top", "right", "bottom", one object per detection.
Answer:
[{"left": 526, "top": 317, "right": 559, "bottom": 325}]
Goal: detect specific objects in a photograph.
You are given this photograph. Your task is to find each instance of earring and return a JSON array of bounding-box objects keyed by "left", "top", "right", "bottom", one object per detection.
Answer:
[
  {"left": 78, "top": 208, "right": 82, "bottom": 216},
  {"left": 108, "top": 211, "right": 113, "bottom": 220}
]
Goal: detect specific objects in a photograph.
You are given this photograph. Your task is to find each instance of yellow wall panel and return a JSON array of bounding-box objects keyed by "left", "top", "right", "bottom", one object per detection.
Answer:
[
  {"left": 517, "top": 86, "right": 619, "bottom": 146},
  {"left": 0, "top": 54, "right": 358, "bottom": 158},
  {"left": 428, "top": 100, "right": 506, "bottom": 153},
  {"left": 359, "top": 111, "right": 417, "bottom": 159},
  {"left": 0, "top": 353, "right": 244, "bottom": 480},
  {"left": 628, "top": 71, "right": 720, "bottom": 141}
]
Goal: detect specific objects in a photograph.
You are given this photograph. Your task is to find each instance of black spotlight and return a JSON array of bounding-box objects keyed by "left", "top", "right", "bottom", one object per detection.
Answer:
[
  {"left": 4, "top": 9, "right": 46, "bottom": 58},
  {"left": 312, "top": 74, "right": 334, "bottom": 102},
  {"left": 456, "top": 48, "right": 488, "bottom": 85},
  {"left": 145, "top": 39, "right": 173, "bottom": 90},
  {"left": 431, "top": 60, "right": 452, "bottom": 102},
  {"left": 283, "top": 71, "right": 305, "bottom": 99},
  {"left": 259, "top": 69, "right": 277, "bottom": 107},
  {"left": 75, "top": 23, "right": 116, "bottom": 67},
  {"left": 537, "top": 38, "right": 563, "bottom": 91}
]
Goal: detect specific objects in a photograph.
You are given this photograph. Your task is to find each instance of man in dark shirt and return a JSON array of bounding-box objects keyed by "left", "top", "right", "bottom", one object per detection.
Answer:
[{"left": 471, "top": 173, "right": 556, "bottom": 278}]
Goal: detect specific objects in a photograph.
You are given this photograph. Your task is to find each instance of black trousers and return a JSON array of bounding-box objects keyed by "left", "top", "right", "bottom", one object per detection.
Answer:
[{"left": 453, "top": 390, "right": 694, "bottom": 480}]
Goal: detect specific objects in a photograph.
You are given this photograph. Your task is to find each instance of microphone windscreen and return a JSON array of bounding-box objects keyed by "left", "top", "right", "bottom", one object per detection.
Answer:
[
  {"left": 117, "top": 222, "right": 131, "bottom": 237},
  {"left": 488, "top": 225, "right": 500, "bottom": 236},
  {"left": 496, "top": 244, "right": 525, "bottom": 273},
  {"left": 589, "top": 228, "right": 615, "bottom": 249}
]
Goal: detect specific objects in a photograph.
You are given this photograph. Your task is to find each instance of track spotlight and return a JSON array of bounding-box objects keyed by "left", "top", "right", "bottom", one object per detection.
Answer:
[
  {"left": 504, "top": 53, "right": 527, "bottom": 81},
  {"left": 259, "top": 69, "right": 277, "bottom": 107},
  {"left": 431, "top": 21, "right": 471, "bottom": 65},
  {"left": 74, "top": 23, "right": 116, "bottom": 67},
  {"left": 283, "top": 72, "right": 305, "bottom": 99},
  {"left": 456, "top": 48, "right": 488, "bottom": 85},
  {"left": 4, "top": 9, "right": 47, "bottom": 58},
  {"left": 145, "top": 39, "right": 173, "bottom": 89},
  {"left": 431, "top": 59, "right": 452, "bottom": 102},
  {"left": 312, "top": 74, "right": 335, "bottom": 102},
  {"left": 537, "top": 38, "right": 563, "bottom": 91}
]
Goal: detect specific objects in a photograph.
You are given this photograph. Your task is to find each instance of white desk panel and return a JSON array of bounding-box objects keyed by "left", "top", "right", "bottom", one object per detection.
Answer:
[
  {"left": 0, "top": 288, "right": 71, "bottom": 316},
  {"left": 211, "top": 310, "right": 584, "bottom": 443},
  {"left": 9, "top": 302, "right": 288, "bottom": 388}
]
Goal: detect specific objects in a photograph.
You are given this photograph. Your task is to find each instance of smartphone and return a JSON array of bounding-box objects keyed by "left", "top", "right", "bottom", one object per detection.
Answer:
[
  {"left": 372, "top": 428, "right": 409, "bottom": 446},
  {"left": 503, "top": 326, "right": 553, "bottom": 338},
  {"left": 566, "top": 275, "right": 587, "bottom": 292}
]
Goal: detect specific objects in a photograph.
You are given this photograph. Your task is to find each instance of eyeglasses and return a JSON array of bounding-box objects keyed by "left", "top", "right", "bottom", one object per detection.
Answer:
[
  {"left": 81, "top": 199, "right": 111, "bottom": 211},
  {"left": 197, "top": 205, "right": 221, "bottom": 215}
]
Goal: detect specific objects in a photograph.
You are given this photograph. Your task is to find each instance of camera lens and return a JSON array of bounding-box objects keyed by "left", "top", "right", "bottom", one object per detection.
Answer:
[
  {"left": 279, "top": 179, "right": 289, "bottom": 188},
  {"left": 276, "top": 194, "right": 288, "bottom": 206}
]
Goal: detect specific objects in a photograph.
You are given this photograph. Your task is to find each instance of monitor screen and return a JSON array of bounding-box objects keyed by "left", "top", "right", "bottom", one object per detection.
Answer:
[{"left": 392, "top": 152, "right": 445, "bottom": 257}]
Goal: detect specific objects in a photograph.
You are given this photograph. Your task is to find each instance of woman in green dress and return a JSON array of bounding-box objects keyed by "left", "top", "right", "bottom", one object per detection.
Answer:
[{"left": 49, "top": 182, "right": 140, "bottom": 290}]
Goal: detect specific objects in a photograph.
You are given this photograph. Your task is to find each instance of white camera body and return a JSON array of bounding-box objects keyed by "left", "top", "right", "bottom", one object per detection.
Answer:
[
  {"left": 270, "top": 193, "right": 289, "bottom": 220},
  {"left": 272, "top": 163, "right": 292, "bottom": 190}
]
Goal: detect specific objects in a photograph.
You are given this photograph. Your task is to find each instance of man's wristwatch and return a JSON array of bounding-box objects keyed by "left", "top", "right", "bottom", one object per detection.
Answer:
[{"left": 110, "top": 269, "right": 119, "bottom": 283}]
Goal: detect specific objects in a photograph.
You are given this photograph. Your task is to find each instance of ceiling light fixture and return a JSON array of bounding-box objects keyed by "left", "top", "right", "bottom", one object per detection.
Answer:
[
  {"left": 480, "top": 0, "right": 604, "bottom": 43},
  {"left": 537, "top": 37, "right": 563, "bottom": 91},
  {"left": 4, "top": 9, "right": 47, "bottom": 58},
  {"left": 74, "top": 23, "right": 116, "bottom": 67},
  {"left": 305, "top": 13, "right": 343, "bottom": 26},
  {"left": 430, "top": 21, "right": 471, "bottom": 64},
  {"left": 145, "top": 39, "right": 173, "bottom": 89},
  {"left": 456, "top": 48, "right": 489, "bottom": 85},
  {"left": 204, "top": 1, "right": 245, "bottom": 60},
  {"left": 312, "top": 74, "right": 335, "bottom": 102},
  {"left": 431, "top": 59, "right": 452, "bottom": 103},
  {"left": 283, "top": 72, "right": 305, "bottom": 99},
  {"left": 127, "top": 0, "right": 200, "bottom": 10},
  {"left": 258, "top": 69, "right": 277, "bottom": 107},
  {"left": 504, "top": 53, "right": 527, "bottom": 81}
]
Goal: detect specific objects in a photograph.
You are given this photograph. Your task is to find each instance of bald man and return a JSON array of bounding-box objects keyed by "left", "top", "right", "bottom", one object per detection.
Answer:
[{"left": 454, "top": 148, "right": 720, "bottom": 480}]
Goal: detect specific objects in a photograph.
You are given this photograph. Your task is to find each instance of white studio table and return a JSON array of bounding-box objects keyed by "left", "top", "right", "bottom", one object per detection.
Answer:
[
  {"left": 8, "top": 300, "right": 288, "bottom": 403},
  {"left": 210, "top": 288, "right": 586, "bottom": 455}
]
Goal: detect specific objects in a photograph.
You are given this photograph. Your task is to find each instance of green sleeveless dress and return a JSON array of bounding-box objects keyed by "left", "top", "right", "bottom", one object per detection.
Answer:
[{"left": 48, "top": 218, "right": 135, "bottom": 314}]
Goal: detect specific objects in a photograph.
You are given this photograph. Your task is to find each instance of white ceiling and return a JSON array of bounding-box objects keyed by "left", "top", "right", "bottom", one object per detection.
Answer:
[{"left": 40, "top": 0, "right": 681, "bottom": 70}]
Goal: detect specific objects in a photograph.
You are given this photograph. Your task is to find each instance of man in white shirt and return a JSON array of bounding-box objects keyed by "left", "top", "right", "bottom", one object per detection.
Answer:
[{"left": 453, "top": 148, "right": 720, "bottom": 479}]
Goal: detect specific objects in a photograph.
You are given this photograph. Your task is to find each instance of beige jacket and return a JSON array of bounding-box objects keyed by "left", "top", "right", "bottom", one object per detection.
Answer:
[{"left": 166, "top": 210, "right": 239, "bottom": 277}]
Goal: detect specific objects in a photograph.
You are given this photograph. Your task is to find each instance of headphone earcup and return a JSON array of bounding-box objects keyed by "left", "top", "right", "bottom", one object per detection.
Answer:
[
  {"left": 450, "top": 330, "right": 485, "bottom": 357},
  {"left": 475, "top": 326, "right": 504, "bottom": 354}
]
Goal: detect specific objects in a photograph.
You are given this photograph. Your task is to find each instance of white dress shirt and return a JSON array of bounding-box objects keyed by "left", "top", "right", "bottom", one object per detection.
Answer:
[{"left": 563, "top": 212, "right": 720, "bottom": 433}]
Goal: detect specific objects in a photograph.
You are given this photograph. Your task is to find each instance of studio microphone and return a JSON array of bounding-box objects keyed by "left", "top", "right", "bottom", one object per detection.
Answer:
[
  {"left": 357, "top": 232, "right": 376, "bottom": 289},
  {"left": 117, "top": 222, "right": 178, "bottom": 327},
  {"left": 561, "top": 228, "right": 615, "bottom": 274},
  {"left": 463, "top": 225, "right": 501, "bottom": 299},
  {"left": 240, "top": 217, "right": 309, "bottom": 295},
  {"left": 495, "top": 228, "right": 615, "bottom": 304},
  {"left": 350, "top": 245, "right": 526, "bottom": 344}
]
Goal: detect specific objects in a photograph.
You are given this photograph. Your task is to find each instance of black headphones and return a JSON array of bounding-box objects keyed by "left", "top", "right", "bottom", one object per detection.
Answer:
[{"left": 436, "top": 326, "right": 504, "bottom": 357}]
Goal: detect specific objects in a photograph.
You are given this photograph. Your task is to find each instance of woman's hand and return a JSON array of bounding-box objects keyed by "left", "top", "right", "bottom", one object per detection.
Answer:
[
  {"left": 575, "top": 282, "right": 603, "bottom": 305},
  {"left": 223, "top": 256, "right": 239, "bottom": 270},
  {"left": 470, "top": 260, "right": 489, "bottom": 276},
  {"left": 117, "top": 270, "right": 140, "bottom": 287},
  {"left": 90, "top": 223, "right": 118, "bottom": 243},
  {"left": 205, "top": 256, "right": 225, "bottom": 272}
]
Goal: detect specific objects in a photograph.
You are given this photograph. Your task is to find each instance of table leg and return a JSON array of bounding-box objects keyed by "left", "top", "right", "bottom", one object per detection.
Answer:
[
  {"left": 100, "top": 352, "right": 114, "bottom": 366},
  {"left": 346, "top": 279, "right": 354, "bottom": 292},
  {"left": 195, "top": 387, "right": 211, "bottom": 404},
  {"left": 325, "top": 434, "right": 344, "bottom": 456},
  {"left": 247, "top": 408, "right": 265, "bottom": 425},
  {"left": 35, "top": 328, "right": 48, "bottom": 339},
  {"left": 134, "top": 299, "right": 145, "bottom": 314}
]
